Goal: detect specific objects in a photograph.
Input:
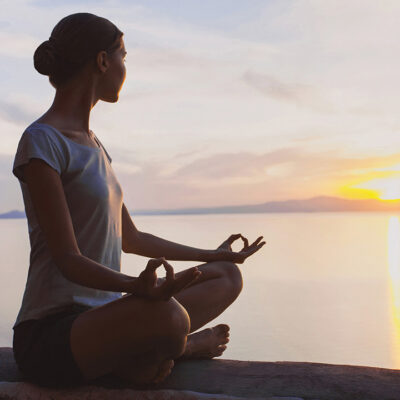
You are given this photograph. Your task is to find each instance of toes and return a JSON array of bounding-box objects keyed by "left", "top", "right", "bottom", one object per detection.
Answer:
[
  {"left": 219, "top": 324, "right": 230, "bottom": 332},
  {"left": 214, "top": 324, "right": 230, "bottom": 336},
  {"left": 212, "top": 324, "right": 230, "bottom": 346},
  {"left": 221, "top": 336, "right": 230, "bottom": 344},
  {"left": 216, "top": 345, "right": 227, "bottom": 356}
]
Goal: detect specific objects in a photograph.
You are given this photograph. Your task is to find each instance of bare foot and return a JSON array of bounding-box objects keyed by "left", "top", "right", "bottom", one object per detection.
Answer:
[{"left": 178, "top": 324, "right": 230, "bottom": 360}]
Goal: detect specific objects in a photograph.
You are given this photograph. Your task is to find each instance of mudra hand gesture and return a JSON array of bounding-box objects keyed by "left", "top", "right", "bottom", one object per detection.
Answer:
[
  {"left": 130, "top": 257, "right": 201, "bottom": 301},
  {"left": 214, "top": 233, "right": 266, "bottom": 264}
]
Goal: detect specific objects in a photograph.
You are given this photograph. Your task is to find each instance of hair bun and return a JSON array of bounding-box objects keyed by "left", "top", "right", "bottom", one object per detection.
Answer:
[
  {"left": 33, "top": 13, "right": 123, "bottom": 88},
  {"left": 33, "top": 40, "right": 58, "bottom": 76}
]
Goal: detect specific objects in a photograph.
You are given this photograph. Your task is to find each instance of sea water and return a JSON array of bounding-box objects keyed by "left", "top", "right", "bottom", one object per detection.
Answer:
[{"left": 0, "top": 212, "right": 398, "bottom": 369}]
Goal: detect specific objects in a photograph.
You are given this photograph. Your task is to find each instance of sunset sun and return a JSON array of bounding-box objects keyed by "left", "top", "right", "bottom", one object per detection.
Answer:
[{"left": 352, "top": 177, "right": 400, "bottom": 201}]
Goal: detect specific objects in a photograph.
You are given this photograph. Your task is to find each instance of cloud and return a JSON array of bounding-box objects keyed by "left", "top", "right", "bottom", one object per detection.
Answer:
[
  {"left": 0, "top": 32, "right": 38, "bottom": 59},
  {"left": 170, "top": 149, "right": 298, "bottom": 181},
  {"left": 112, "top": 146, "right": 400, "bottom": 210},
  {"left": 0, "top": 153, "right": 23, "bottom": 212},
  {"left": 2, "top": 0, "right": 400, "bottom": 212},
  {"left": 0, "top": 154, "right": 14, "bottom": 179},
  {"left": 0, "top": 100, "right": 37, "bottom": 125},
  {"left": 172, "top": 146, "right": 209, "bottom": 160},
  {"left": 241, "top": 70, "right": 332, "bottom": 112}
]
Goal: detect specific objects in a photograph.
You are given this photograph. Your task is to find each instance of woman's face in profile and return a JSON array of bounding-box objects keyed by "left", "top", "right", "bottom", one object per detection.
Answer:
[{"left": 100, "top": 36, "right": 127, "bottom": 102}]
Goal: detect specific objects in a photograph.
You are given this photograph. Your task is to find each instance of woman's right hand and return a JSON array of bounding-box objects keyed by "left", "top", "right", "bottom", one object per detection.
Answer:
[{"left": 127, "top": 257, "right": 201, "bottom": 301}]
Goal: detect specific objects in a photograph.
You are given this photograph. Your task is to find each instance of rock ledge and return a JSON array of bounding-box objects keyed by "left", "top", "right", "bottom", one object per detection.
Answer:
[{"left": 1, "top": 347, "right": 399, "bottom": 399}]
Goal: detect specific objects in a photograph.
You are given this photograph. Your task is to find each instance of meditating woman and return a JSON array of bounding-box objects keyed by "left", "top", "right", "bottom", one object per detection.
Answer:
[{"left": 12, "top": 12, "right": 266, "bottom": 388}]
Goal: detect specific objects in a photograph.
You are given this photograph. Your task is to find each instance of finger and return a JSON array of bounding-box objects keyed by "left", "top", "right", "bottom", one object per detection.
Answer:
[
  {"left": 162, "top": 259, "right": 175, "bottom": 282},
  {"left": 178, "top": 267, "right": 201, "bottom": 287},
  {"left": 226, "top": 233, "right": 242, "bottom": 245},
  {"left": 161, "top": 266, "right": 199, "bottom": 297},
  {"left": 156, "top": 260, "right": 176, "bottom": 297},
  {"left": 240, "top": 234, "right": 249, "bottom": 248},
  {"left": 244, "top": 242, "right": 266, "bottom": 257},
  {"left": 249, "top": 236, "right": 264, "bottom": 248},
  {"left": 146, "top": 257, "right": 165, "bottom": 272},
  {"left": 173, "top": 268, "right": 201, "bottom": 294},
  {"left": 156, "top": 268, "right": 177, "bottom": 298}
]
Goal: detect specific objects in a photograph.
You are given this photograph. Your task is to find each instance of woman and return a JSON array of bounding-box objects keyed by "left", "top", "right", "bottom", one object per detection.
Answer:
[{"left": 12, "top": 12, "right": 266, "bottom": 389}]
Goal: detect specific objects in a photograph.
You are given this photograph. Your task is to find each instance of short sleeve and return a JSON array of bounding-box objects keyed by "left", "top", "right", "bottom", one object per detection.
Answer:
[{"left": 13, "top": 128, "right": 66, "bottom": 183}]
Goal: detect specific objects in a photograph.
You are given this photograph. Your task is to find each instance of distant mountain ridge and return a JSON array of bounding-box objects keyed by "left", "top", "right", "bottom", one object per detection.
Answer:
[
  {"left": 130, "top": 196, "right": 400, "bottom": 215},
  {"left": 0, "top": 210, "right": 26, "bottom": 219},
  {"left": 2, "top": 196, "right": 400, "bottom": 219}
]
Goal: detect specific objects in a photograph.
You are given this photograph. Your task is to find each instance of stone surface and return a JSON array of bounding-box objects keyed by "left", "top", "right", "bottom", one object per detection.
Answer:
[
  {"left": 0, "top": 382, "right": 249, "bottom": 400},
  {"left": 1, "top": 347, "right": 399, "bottom": 399},
  {"left": 161, "top": 358, "right": 400, "bottom": 399}
]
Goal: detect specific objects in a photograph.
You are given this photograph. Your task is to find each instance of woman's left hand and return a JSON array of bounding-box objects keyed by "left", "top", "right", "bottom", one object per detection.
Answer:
[{"left": 213, "top": 233, "right": 266, "bottom": 264}]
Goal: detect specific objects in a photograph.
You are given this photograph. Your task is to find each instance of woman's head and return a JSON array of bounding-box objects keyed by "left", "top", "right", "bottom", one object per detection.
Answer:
[{"left": 34, "top": 12, "right": 125, "bottom": 93}]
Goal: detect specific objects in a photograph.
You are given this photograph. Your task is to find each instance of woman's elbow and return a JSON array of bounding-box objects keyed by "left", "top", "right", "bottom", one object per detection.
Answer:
[
  {"left": 122, "top": 231, "right": 142, "bottom": 253},
  {"left": 52, "top": 250, "right": 81, "bottom": 274},
  {"left": 122, "top": 241, "right": 134, "bottom": 253}
]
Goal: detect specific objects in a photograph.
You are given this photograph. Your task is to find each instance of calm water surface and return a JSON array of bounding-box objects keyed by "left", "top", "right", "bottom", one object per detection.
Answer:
[{"left": 0, "top": 213, "right": 399, "bottom": 369}]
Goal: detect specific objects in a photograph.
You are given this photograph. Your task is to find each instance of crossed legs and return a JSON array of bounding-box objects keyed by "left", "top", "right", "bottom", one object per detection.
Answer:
[{"left": 69, "top": 260, "right": 243, "bottom": 385}]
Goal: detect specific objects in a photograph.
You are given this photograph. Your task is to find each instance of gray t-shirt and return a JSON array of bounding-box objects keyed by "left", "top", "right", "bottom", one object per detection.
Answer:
[{"left": 12, "top": 121, "right": 123, "bottom": 329}]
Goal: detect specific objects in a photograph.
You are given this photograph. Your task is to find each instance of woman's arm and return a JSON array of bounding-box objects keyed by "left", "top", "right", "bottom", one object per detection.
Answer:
[
  {"left": 23, "top": 158, "right": 136, "bottom": 293},
  {"left": 121, "top": 204, "right": 215, "bottom": 262}
]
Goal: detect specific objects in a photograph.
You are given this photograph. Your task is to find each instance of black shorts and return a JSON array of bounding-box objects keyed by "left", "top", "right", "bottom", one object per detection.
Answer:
[{"left": 12, "top": 303, "right": 93, "bottom": 388}]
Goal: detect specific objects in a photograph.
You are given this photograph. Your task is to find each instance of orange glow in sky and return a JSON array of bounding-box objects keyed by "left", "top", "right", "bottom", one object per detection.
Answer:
[
  {"left": 351, "top": 177, "right": 400, "bottom": 200},
  {"left": 338, "top": 163, "right": 400, "bottom": 201}
]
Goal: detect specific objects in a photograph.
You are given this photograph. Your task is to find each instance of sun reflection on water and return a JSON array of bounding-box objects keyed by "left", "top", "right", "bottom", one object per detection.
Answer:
[{"left": 387, "top": 216, "right": 400, "bottom": 368}]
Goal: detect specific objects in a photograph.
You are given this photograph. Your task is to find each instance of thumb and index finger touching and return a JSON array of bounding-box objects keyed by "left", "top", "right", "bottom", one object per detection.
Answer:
[
  {"left": 147, "top": 256, "right": 201, "bottom": 297},
  {"left": 227, "top": 233, "right": 266, "bottom": 249}
]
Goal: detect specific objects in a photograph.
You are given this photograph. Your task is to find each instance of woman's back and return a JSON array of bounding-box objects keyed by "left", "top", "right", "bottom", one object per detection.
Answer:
[{"left": 12, "top": 121, "right": 123, "bottom": 328}]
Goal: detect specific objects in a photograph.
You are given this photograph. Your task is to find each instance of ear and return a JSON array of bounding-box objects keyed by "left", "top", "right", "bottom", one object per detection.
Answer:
[{"left": 96, "top": 50, "right": 109, "bottom": 73}]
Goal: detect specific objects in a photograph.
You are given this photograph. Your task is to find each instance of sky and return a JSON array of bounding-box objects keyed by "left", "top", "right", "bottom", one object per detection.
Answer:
[{"left": 1, "top": 0, "right": 400, "bottom": 212}]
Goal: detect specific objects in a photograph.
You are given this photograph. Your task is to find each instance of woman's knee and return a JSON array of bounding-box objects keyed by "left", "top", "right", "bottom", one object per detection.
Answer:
[
  {"left": 123, "top": 292, "right": 190, "bottom": 336},
  {"left": 219, "top": 261, "right": 243, "bottom": 299},
  {"left": 160, "top": 297, "right": 191, "bottom": 337},
  {"left": 150, "top": 297, "right": 190, "bottom": 358}
]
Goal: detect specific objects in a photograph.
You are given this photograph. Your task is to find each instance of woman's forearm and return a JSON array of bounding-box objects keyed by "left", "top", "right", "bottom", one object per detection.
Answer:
[
  {"left": 55, "top": 252, "right": 136, "bottom": 293},
  {"left": 131, "top": 231, "right": 216, "bottom": 262}
]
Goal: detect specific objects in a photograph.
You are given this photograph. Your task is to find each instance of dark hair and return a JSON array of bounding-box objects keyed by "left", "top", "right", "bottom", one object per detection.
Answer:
[{"left": 34, "top": 13, "right": 123, "bottom": 88}]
